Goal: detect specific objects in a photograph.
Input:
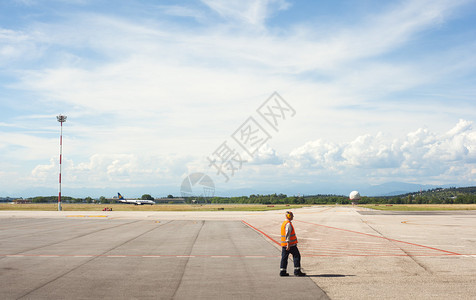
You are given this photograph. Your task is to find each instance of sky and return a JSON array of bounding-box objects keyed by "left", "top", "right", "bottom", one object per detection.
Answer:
[{"left": 1, "top": 0, "right": 475, "bottom": 198}]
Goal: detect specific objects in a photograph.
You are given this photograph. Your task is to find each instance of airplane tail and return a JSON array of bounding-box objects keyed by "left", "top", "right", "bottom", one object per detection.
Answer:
[{"left": 118, "top": 193, "right": 124, "bottom": 200}]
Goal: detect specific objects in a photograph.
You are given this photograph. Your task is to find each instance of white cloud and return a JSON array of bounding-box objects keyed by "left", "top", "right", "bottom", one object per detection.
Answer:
[
  {"left": 0, "top": 28, "right": 40, "bottom": 66},
  {"left": 1, "top": 0, "right": 476, "bottom": 196},
  {"left": 201, "top": 0, "right": 290, "bottom": 27},
  {"left": 0, "top": 132, "right": 56, "bottom": 160},
  {"left": 341, "top": 133, "right": 403, "bottom": 169},
  {"left": 248, "top": 144, "right": 283, "bottom": 165},
  {"left": 29, "top": 152, "right": 194, "bottom": 190},
  {"left": 155, "top": 5, "right": 212, "bottom": 23},
  {"left": 287, "top": 139, "right": 341, "bottom": 169},
  {"left": 31, "top": 158, "right": 56, "bottom": 183},
  {"left": 445, "top": 119, "right": 473, "bottom": 137},
  {"left": 280, "top": 120, "right": 476, "bottom": 185},
  {"left": 425, "top": 119, "right": 475, "bottom": 163}
]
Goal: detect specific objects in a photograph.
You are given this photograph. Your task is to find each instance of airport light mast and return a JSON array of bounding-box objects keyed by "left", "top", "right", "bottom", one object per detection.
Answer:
[{"left": 57, "top": 115, "right": 67, "bottom": 211}]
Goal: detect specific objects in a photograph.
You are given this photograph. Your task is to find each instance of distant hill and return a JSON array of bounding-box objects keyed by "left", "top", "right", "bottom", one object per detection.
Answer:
[
  {"left": 359, "top": 186, "right": 476, "bottom": 204},
  {"left": 359, "top": 182, "right": 457, "bottom": 197},
  {"left": 398, "top": 186, "right": 476, "bottom": 197}
]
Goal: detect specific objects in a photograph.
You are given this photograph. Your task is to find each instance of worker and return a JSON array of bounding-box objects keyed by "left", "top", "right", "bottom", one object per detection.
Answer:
[{"left": 280, "top": 211, "right": 306, "bottom": 276}]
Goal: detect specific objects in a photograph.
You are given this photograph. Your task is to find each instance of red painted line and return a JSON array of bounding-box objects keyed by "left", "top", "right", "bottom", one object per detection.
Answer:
[
  {"left": 241, "top": 220, "right": 280, "bottom": 246},
  {"left": 0, "top": 252, "right": 465, "bottom": 258},
  {"left": 304, "top": 247, "right": 404, "bottom": 254},
  {"left": 296, "top": 220, "right": 461, "bottom": 256},
  {"left": 302, "top": 253, "right": 455, "bottom": 257},
  {"left": 303, "top": 249, "right": 455, "bottom": 257},
  {"left": 318, "top": 207, "right": 334, "bottom": 213},
  {"left": 305, "top": 244, "right": 428, "bottom": 253}
]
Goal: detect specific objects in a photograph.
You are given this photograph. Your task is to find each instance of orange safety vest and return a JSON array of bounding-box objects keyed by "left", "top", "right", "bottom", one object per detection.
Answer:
[{"left": 280, "top": 220, "right": 298, "bottom": 247}]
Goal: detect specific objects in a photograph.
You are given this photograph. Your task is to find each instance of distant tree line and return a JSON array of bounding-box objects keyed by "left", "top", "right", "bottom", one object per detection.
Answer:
[
  {"left": 183, "top": 187, "right": 476, "bottom": 205},
  {"left": 23, "top": 187, "right": 476, "bottom": 205},
  {"left": 28, "top": 196, "right": 111, "bottom": 204}
]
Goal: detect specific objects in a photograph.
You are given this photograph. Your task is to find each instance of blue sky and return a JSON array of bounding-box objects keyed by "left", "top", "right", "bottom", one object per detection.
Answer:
[{"left": 1, "top": 0, "right": 475, "bottom": 198}]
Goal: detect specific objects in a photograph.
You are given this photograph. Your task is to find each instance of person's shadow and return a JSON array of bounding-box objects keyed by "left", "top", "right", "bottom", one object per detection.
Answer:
[{"left": 306, "top": 274, "right": 355, "bottom": 278}]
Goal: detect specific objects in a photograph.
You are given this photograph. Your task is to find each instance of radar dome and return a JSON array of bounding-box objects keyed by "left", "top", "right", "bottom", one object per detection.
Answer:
[{"left": 349, "top": 191, "right": 361, "bottom": 200}]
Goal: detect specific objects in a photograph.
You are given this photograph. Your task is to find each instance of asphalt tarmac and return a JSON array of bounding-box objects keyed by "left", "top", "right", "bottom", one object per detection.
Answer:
[
  {"left": 1, "top": 206, "right": 475, "bottom": 299},
  {"left": 0, "top": 216, "right": 327, "bottom": 299}
]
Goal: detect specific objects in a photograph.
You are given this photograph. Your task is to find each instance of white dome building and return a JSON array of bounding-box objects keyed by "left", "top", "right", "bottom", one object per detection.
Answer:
[{"left": 349, "top": 191, "right": 361, "bottom": 205}]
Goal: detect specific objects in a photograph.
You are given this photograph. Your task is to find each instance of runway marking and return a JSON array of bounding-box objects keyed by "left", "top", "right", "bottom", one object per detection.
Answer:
[
  {"left": 2, "top": 253, "right": 471, "bottom": 258},
  {"left": 241, "top": 220, "right": 464, "bottom": 257},
  {"left": 298, "top": 207, "right": 335, "bottom": 214},
  {"left": 352, "top": 241, "right": 381, "bottom": 244},
  {"left": 0, "top": 254, "right": 278, "bottom": 258},
  {"left": 425, "top": 245, "right": 466, "bottom": 248},
  {"left": 296, "top": 220, "right": 462, "bottom": 256},
  {"left": 303, "top": 254, "right": 456, "bottom": 257},
  {"left": 66, "top": 215, "right": 108, "bottom": 218},
  {"left": 241, "top": 220, "right": 280, "bottom": 246}
]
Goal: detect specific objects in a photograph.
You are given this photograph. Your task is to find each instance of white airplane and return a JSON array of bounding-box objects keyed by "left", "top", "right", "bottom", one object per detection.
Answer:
[{"left": 116, "top": 193, "right": 155, "bottom": 205}]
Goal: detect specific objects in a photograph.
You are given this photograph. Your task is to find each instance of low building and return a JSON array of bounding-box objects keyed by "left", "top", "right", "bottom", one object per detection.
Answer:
[{"left": 155, "top": 198, "right": 186, "bottom": 204}]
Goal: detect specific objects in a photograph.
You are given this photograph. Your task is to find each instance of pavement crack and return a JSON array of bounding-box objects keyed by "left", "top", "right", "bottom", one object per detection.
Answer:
[
  {"left": 11, "top": 219, "right": 142, "bottom": 256},
  {"left": 171, "top": 220, "right": 205, "bottom": 299},
  {"left": 360, "top": 218, "right": 433, "bottom": 274},
  {"left": 15, "top": 220, "right": 170, "bottom": 299},
  {"left": 16, "top": 255, "right": 97, "bottom": 299}
]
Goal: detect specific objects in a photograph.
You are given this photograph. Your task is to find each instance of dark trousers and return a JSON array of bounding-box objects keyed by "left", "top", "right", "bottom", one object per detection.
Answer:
[{"left": 280, "top": 246, "right": 301, "bottom": 272}]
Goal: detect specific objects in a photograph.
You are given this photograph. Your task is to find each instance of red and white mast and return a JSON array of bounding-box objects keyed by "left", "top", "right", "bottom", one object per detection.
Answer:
[{"left": 57, "top": 115, "right": 67, "bottom": 211}]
